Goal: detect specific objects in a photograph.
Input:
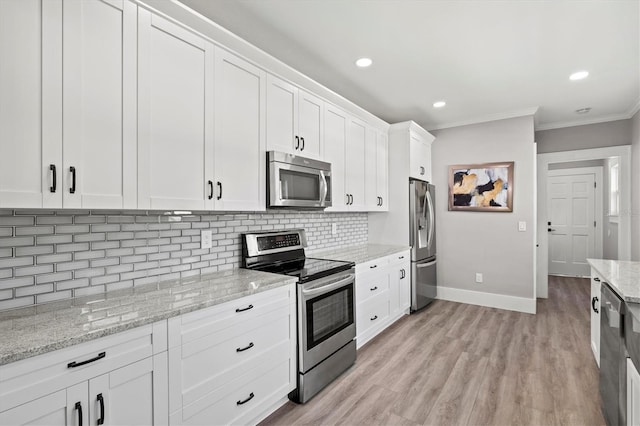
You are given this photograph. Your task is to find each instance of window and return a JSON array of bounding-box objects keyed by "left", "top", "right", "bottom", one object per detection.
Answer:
[{"left": 609, "top": 161, "right": 619, "bottom": 219}]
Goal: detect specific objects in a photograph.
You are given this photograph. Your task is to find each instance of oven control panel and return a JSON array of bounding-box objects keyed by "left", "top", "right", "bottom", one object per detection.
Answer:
[{"left": 258, "top": 233, "right": 300, "bottom": 250}]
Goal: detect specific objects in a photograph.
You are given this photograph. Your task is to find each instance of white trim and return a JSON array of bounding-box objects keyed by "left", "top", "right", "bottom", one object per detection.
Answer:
[
  {"left": 535, "top": 113, "right": 635, "bottom": 131},
  {"left": 536, "top": 146, "right": 632, "bottom": 299},
  {"left": 426, "top": 107, "right": 539, "bottom": 131},
  {"left": 437, "top": 286, "right": 536, "bottom": 314},
  {"left": 629, "top": 98, "right": 640, "bottom": 118}
]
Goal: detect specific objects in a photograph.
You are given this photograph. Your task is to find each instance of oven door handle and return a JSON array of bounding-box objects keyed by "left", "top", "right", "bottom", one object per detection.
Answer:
[{"left": 301, "top": 274, "right": 354, "bottom": 297}]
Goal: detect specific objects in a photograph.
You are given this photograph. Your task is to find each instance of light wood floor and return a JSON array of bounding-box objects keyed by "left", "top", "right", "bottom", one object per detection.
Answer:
[{"left": 261, "top": 276, "right": 605, "bottom": 426}]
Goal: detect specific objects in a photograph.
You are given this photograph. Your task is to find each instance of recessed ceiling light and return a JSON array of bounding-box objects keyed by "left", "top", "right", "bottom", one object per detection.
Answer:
[
  {"left": 575, "top": 107, "right": 592, "bottom": 114},
  {"left": 569, "top": 70, "right": 589, "bottom": 81},
  {"left": 355, "top": 57, "right": 372, "bottom": 68},
  {"left": 433, "top": 101, "right": 446, "bottom": 108}
]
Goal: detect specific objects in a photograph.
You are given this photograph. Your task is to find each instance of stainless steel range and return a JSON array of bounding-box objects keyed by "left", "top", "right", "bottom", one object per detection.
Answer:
[{"left": 241, "top": 229, "right": 356, "bottom": 403}]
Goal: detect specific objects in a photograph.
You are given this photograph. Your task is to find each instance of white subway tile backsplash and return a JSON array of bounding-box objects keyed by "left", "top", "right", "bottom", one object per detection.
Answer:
[{"left": 0, "top": 210, "right": 367, "bottom": 310}]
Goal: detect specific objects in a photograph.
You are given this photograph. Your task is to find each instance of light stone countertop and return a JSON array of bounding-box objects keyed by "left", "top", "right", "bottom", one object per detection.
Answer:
[
  {"left": 310, "top": 244, "right": 411, "bottom": 265},
  {"left": 587, "top": 259, "right": 640, "bottom": 303},
  {"left": 0, "top": 269, "right": 296, "bottom": 366}
]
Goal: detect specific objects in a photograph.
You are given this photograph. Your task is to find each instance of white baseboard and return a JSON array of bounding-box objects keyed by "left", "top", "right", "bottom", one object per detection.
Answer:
[{"left": 437, "top": 286, "right": 536, "bottom": 314}]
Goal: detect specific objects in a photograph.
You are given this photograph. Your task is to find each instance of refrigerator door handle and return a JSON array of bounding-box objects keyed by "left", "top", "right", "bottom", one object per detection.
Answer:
[
  {"left": 416, "top": 260, "right": 437, "bottom": 268},
  {"left": 426, "top": 189, "right": 435, "bottom": 250}
]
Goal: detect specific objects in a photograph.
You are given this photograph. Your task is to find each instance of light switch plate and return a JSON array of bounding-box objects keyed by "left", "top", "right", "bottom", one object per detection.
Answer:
[
  {"left": 518, "top": 221, "right": 526, "bottom": 232},
  {"left": 201, "top": 230, "right": 212, "bottom": 249}
]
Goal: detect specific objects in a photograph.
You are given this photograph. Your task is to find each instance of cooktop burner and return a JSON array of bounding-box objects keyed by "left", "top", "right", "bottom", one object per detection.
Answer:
[{"left": 255, "top": 257, "right": 354, "bottom": 283}]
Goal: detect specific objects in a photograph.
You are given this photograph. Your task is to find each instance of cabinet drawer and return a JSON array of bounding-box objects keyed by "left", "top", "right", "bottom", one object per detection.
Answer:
[
  {"left": 0, "top": 324, "right": 158, "bottom": 412},
  {"left": 180, "top": 311, "right": 291, "bottom": 406},
  {"left": 355, "top": 256, "right": 390, "bottom": 275},
  {"left": 356, "top": 271, "right": 389, "bottom": 303},
  {"left": 169, "top": 285, "right": 292, "bottom": 349},
  {"left": 179, "top": 344, "right": 292, "bottom": 425},
  {"left": 356, "top": 292, "right": 390, "bottom": 338}
]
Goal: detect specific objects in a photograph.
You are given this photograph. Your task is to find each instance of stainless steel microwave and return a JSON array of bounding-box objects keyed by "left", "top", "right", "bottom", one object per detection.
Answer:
[{"left": 267, "top": 151, "right": 332, "bottom": 209}]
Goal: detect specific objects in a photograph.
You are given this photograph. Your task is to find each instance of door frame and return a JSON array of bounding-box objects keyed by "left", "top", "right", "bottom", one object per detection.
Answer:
[
  {"left": 536, "top": 146, "right": 631, "bottom": 298},
  {"left": 547, "top": 166, "right": 603, "bottom": 276}
]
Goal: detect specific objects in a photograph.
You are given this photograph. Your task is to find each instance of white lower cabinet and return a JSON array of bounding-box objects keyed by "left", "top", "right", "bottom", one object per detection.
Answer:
[
  {"left": 629, "top": 358, "right": 640, "bottom": 426},
  {"left": 0, "top": 323, "right": 168, "bottom": 426},
  {"left": 590, "top": 268, "right": 602, "bottom": 367},
  {"left": 355, "top": 251, "right": 411, "bottom": 348},
  {"left": 167, "top": 285, "right": 296, "bottom": 425}
]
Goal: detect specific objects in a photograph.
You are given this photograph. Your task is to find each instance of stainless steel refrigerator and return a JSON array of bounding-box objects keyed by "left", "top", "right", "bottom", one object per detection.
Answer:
[{"left": 409, "top": 179, "right": 437, "bottom": 311}]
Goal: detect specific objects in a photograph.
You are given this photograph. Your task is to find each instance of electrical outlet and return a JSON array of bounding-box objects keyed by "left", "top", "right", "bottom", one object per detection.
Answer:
[
  {"left": 201, "top": 230, "right": 212, "bottom": 249},
  {"left": 475, "top": 273, "right": 483, "bottom": 283},
  {"left": 331, "top": 223, "right": 337, "bottom": 235},
  {"left": 518, "top": 221, "right": 526, "bottom": 232}
]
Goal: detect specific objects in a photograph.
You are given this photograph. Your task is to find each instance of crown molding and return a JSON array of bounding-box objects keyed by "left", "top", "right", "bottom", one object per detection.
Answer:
[{"left": 426, "top": 107, "right": 539, "bottom": 131}]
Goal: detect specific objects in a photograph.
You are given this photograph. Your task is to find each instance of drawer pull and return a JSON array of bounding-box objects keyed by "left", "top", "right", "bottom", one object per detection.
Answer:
[
  {"left": 235, "top": 304, "right": 254, "bottom": 313},
  {"left": 236, "top": 342, "right": 254, "bottom": 352},
  {"left": 594, "top": 277, "right": 600, "bottom": 282},
  {"left": 370, "top": 315, "right": 378, "bottom": 321},
  {"left": 236, "top": 392, "right": 255, "bottom": 406},
  {"left": 369, "top": 265, "right": 377, "bottom": 269},
  {"left": 370, "top": 286, "right": 378, "bottom": 291},
  {"left": 75, "top": 401, "right": 83, "bottom": 426},
  {"left": 67, "top": 351, "right": 106, "bottom": 368},
  {"left": 97, "top": 393, "right": 105, "bottom": 425},
  {"left": 398, "top": 256, "right": 404, "bottom": 259}
]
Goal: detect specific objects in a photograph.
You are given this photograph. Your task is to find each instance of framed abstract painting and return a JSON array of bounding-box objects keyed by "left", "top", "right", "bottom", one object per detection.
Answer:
[{"left": 448, "top": 162, "right": 514, "bottom": 212}]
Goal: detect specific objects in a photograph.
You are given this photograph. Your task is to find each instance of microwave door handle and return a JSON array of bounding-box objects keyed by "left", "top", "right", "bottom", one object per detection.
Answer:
[
  {"left": 426, "top": 189, "right": 435, "bottom": 249},
  {"left": 320, "top": 171, "right": 328, "bottom": 205}
]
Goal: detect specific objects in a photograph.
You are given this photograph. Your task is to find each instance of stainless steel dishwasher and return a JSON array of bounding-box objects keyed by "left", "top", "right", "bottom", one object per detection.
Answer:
[{"left": 600, "top": 283, "right": 626, "bottom": 426}]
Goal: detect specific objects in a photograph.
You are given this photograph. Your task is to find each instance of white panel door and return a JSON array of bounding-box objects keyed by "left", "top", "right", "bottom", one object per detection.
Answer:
[
  {"left": 375, "top": 130, "right": 389, "bottom": 211},
  {"left": 0, "top": 0, "right": 62, "bottom": 208},
  {"left": 323, "top": 104, "right": 347, "bottom": 211},
  {"left": 346, "top": 118, "right": 367, "bottom": 211},
  {"left": 548, "top": 173, "right": 596, "bottom": 276},
  {"left": 297, "top": 89, "right": 323, "bottom": 159},
  {"left": 266, "top": 74, "right": 298, "bottom": 155},
  {"left": 0, "top": 389, "right": 68, "bottom": 425},
  {"left": 62, "top": 0, "right": 136, "bottom": 209},
  {"left": 213, "top": 48, "right": 266, "bottom": 211},
  {"left": 89, "top": 358, "right": 156, "bottom": 426},
  {"left": 138, "top": 10, "right": 214, "bottom": 210},
  {"left": 364, "top": 126, "right": 378, "bottom": 210}
]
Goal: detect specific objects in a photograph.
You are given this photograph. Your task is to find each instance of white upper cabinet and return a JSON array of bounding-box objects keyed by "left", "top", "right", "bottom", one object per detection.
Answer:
[
  {"left": 63, "top": 0, "right": 137, "bottom": 209},
  {"left": 409, "top": 130, "right": 433, "bottom": 182},
  {"left": 0, "top": 0, "right": 61, "bottom": 208},
  {"left": 266, "top": 74, "right": 323, "bottom": 159},
  {"left": 345, "top": 117, "right": 367, "bottom": 211},
  {"left": 323, "top": 104, "right": 347, "bottom": 211},
  {"left": 137, "top": 10, "right": 214, "bottom": 211},
  {"left": 365, "top": 128, "right": 389, "bottom": 211},
  {"left": 213, "top": 48, "right": 266, "bottom": 211}
]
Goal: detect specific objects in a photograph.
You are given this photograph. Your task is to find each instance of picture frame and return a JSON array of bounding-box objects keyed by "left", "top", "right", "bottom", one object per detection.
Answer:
[{"left": 448, "top": 161, "right": 514, "bottom": 212}]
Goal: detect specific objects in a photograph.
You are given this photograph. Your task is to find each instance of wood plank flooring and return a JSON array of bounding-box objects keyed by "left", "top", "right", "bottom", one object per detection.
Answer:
[{"left": 261, "top": 276, "right": 605, "bottom": 426}]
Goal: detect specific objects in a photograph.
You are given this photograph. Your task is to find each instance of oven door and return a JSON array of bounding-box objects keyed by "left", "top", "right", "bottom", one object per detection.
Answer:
[
  {"left": 269, "top": 161, "right": 331, "bottom": 208},
  {"left": 298, "top": 270, "right": 355, "bottom": 373}
]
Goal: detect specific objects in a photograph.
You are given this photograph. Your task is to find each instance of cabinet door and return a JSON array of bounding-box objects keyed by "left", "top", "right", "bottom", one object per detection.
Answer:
[
  {"left": 213, "top": 48, "right": 266, "bottom": 211},
  {"left": 0, "top": 0, "right": 61, "bottom": 208},
  {"left": 591, "top": 273, "right": 601, "bottom": 367},
  {"left": 62, "top": 0, "right": 136, "bottom": 209},
  {"left": 0, "top": 389, "right": 69, "bottom": 426},
  {"left": 376, "top": 131, "right": 389, "bottom": 211},
  {"left": 629, "top": 358, "right": 640, "bottom": 426},
  {"left": 346, "top": 118, "right": 367, "bottom": 210},
  {"left": 409, "top": 132, "right": 429, "bottom": 180},
  {"left": 323, "top": 104, "right": 347, "bottom": 211},
  {"left": 89, "top": 357, "right": 160, "bottom": 426},
  {"left": 364, "top": 127, "right": 378, "bottom": 210},
  {"left": 266, "top": 74, "right": 298, "bottom": 155},
  {"left": 398, "top": 258, "right": 411, "bottom": 312},
  {"left": 297, "top": 89, "right": 323, "bottom": 159},
  {"left": 138, "top": 10, "right": 214, "bottom": 210}
]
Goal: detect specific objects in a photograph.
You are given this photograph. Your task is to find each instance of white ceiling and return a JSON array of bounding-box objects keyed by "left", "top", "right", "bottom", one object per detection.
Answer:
[{"left": 178, "top": 0, "right": 640, "bottom": 131}]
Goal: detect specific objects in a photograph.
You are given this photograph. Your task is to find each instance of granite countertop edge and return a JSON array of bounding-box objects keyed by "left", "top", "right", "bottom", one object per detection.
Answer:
[
  {"left": 310, "top": 243, "right": 411, "bottom": 264},
  {"left": 0, "top": 270, "right": 297, "bottom": 366},
  {"left": 587, "top": 259, "right": 640, "bottom": 304}
]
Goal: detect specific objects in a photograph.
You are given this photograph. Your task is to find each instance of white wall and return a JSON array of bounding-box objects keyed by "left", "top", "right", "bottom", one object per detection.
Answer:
[
  {"left": 431, "top": 116, "right": 536, "bottom": 312},
  {"left": 632, "top": 110, "right": 640, "bottom": 260},
  {"left": 535, "top": 119, "right": 632, "bottom": 153}
]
